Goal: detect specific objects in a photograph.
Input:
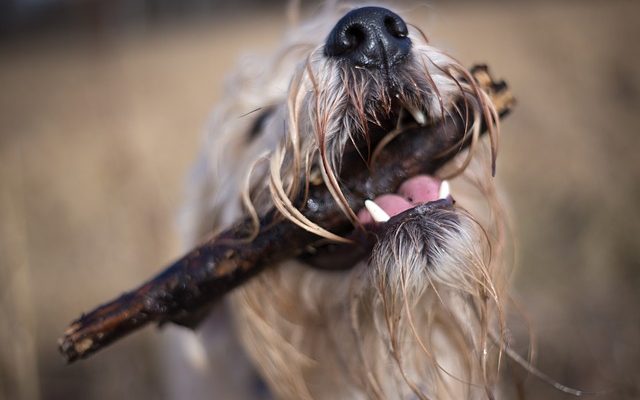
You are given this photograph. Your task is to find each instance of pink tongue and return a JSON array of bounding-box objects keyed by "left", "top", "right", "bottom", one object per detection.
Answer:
[
  {"left": 357, "top": 175, "right": 442, "bottom": 224},
  {"left": 398, "top": 175, "right": 442, "bottom": 204}
]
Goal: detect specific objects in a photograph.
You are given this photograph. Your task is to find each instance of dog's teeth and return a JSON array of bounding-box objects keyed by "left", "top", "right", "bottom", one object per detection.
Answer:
[
  {"left": 438, "top": 180, "right": 450, "bottom": 199},
  {"left": 365, "top": 200, "right": 390, "bottom": 223},
  {"left": 408, "top": 107, "right": 426, "bottom": 126}
]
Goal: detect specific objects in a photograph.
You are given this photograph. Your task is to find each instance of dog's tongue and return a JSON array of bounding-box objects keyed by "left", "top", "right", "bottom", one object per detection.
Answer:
[{"left": 357, "top": 175, "right": 442, "bottom": 225}]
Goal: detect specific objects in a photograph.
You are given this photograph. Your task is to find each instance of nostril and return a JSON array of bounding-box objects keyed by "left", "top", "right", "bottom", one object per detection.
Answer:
[
  {"left": 344, "top": 25, "right": 366, "bottom": 51},
  {"left": 327, "top": 24, "right": 366, "bottom": 57},
  {"left": 384, "top": 15, "right": 408, "bottom": 38}
]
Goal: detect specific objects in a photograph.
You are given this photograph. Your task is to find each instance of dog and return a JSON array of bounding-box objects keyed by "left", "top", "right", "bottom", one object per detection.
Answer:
[{"left": 173, "top": 3, "right": 508, "bottom": 399}]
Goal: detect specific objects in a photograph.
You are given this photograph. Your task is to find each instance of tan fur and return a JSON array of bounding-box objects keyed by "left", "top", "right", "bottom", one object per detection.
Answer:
[{"left": 181, "top": 3, "right": 508, "bottom": 399}]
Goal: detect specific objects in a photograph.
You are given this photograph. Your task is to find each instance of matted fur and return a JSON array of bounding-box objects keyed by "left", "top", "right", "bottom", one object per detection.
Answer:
[{"left": 180, "top": 3, "right": 508, "bottom": 399}]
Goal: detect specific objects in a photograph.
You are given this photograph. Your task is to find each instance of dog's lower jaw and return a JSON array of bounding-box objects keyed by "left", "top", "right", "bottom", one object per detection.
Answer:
[{"left": 230, "top": 205, "right": 500, "bottom": 400}]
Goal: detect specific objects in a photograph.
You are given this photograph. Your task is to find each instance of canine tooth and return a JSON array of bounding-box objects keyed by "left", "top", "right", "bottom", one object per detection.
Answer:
[
  {"left": 439, "top": 180, "right": 450, "bottom": 199},
  {"left": 365, "top": 200, "right": 390, "bottom": 223},
  {"left": 408, "top": 107, "right": 426, "bottom": 126},
  {"left": 181, "top": 331, "right": 209, "bottom": 371}
]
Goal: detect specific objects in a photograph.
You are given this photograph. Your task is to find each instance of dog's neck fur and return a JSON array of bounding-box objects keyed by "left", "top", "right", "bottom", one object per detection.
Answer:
[{"left": 180, "top": 4, "right": 508, "bottom": 399}]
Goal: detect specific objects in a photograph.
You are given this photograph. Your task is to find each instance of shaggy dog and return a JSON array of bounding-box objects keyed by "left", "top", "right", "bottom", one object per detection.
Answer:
[{"left": 176, "top": 3, "right": 508, "bottom": 399}]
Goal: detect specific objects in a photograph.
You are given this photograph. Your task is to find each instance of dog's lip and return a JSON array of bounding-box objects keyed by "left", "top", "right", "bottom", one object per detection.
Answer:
[
  {"left": 362, "top": 195, "right": 455, "bottom": 230},
  {"left": 382, "top": 196, "right": 454, "bottom": 224}
]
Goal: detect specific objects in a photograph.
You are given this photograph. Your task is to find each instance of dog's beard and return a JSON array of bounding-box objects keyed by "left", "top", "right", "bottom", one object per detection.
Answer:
[
  {"left": 334, "top": 201, "right": 502, "bottom": 397},
  {"left": 232, "top": 197, "right": 504, "bottom": 399},
  {"left": 371, "top": 203, "right": 482, "bottom": 300},
  {"left": 180, "top": 8, "right": 506, "bottom": 400}
]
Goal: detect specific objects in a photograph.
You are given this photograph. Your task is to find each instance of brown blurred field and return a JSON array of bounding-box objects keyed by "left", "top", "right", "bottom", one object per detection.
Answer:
[{"left": 1, "top": 1, "right": 639, "bottom": 399}]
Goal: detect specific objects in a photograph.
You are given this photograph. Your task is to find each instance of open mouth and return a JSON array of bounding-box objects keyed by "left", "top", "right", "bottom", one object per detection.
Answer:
[
  {"left": 356, "top": 108, "right": 455, "bottom": 232},
  {"left": 297, "top": 101, "right": 459, "bottom": 271},
  {"left": 300, "top": 174, "right": 455, "bottom": 271},
  {"left": 352, "top": 102, "right": 454, "bottom": 225},
  {"left": 358, "top": 175, "right": 451, "bottom": 225}
]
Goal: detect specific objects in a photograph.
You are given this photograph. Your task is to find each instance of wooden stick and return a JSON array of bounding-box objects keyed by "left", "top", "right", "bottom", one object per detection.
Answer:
[{"left": 58, "top": 65, "right": 514, "bottom": 363}]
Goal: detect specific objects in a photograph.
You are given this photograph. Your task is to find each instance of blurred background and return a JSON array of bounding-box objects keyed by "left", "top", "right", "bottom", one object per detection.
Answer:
[{"left": 1, "top": 0, "right": 638, "bottom": 399}]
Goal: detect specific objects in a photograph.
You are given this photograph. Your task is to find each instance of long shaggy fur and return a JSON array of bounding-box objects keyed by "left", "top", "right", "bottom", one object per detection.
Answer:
[{"left": 180, "top": 3, "right": 508, "bottom": 399}]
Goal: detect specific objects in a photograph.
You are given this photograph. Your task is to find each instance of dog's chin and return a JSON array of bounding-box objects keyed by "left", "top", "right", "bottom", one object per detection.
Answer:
[{"left": 367, "top": 199, "right": 471, "bottom": 296}]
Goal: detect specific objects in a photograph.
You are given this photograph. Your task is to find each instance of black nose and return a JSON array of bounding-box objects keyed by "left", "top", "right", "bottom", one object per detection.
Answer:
[{"left": 325, "top": 7, "right": 411, "bottom": 68}]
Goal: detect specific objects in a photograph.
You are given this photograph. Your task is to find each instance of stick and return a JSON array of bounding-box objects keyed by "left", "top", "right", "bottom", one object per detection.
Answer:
[{"left": 59, "top": 65, "right": 514, "bottom": 363}]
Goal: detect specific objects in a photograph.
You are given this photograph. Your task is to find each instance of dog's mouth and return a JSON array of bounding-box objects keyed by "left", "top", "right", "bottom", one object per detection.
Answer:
[
  {"left": 356, "top": 175, "right": 451, "bottom": 225},
  {"left": 351, "top": 118, "right": 457, "bottom": 231},
  {"left": 354, "top": 104, "right": 455, "bottom": 226},
  {"left": 299, "top": 103, "right": 458, "bottom": 271}
]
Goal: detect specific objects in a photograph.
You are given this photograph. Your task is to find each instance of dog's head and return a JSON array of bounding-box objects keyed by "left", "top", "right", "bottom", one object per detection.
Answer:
[{"left": 183, "top": 5, "right": 509, "bottom": 399}]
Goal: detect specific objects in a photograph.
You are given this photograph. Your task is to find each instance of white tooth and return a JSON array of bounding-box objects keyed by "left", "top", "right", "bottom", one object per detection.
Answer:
[
  {"left": 408, "top": 107, "right": 427, "bottom": 126},
  {"left": 439, "top": 180, "right": 450, "bottom": 199},
  {"left": 365, "top": 199, "right": 390, "bottom": 223},
  {"left": 179, "top": 330, "right": 209, "bottom": 371}
]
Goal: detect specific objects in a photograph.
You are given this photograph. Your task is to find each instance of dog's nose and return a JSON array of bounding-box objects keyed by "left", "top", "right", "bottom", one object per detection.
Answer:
[{"left": 325, "top": 7, "right": 411, "bottom": 68}]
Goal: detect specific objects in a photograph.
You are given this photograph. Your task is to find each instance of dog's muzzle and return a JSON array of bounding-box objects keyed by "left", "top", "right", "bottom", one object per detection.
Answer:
[{"left": 300, "top": 8, "right": 456, "bottom": 271}]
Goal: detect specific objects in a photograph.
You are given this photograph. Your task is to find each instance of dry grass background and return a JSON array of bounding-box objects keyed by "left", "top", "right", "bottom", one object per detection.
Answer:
[{"left": 1, "top": 1, "right": 639, "bottom": 399}]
